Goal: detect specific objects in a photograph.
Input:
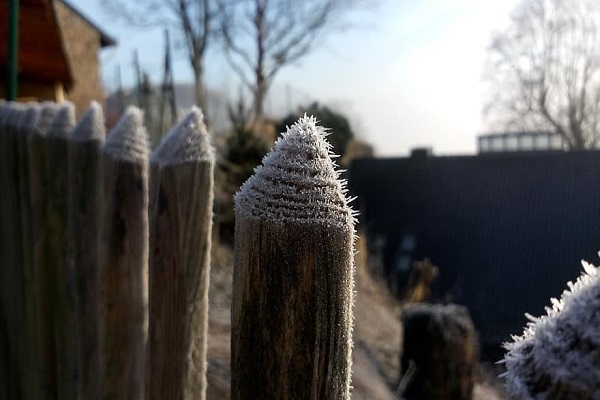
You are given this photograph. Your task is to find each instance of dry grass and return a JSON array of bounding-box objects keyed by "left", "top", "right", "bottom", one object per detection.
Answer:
[{"left": 205, "top": 233, "right": 506, "bottom": 399}]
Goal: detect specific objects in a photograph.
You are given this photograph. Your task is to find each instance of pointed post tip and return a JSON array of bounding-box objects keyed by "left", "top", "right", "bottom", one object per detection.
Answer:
[
  {"left": 103, "top": 106, "right": 149, "bottom": 162},
  {"left": 235, "top": 115, "right": 353, "bottom": 228},
  {"left": 71, "top": 102, "right": 106, "bottom": 142},
  {"left": 151, "top": 107, "right": 213, "bottom": 166},
  {"left": 47, "top": 102, "right": 76, "bottom": 138}
]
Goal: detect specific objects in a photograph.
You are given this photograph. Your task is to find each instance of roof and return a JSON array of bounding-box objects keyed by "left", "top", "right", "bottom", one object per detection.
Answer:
[
  {"left": 0, "top": 0, "right": 72, "bottom": 86},
  {"left": 0, "top": 0, "right": 115, "bottom": 88},
  {"left": 57, "top": 0, "right": 116, "bottom": 47},
  {"left": 349, "top": 151, "right": 600, "bottom": 358}
]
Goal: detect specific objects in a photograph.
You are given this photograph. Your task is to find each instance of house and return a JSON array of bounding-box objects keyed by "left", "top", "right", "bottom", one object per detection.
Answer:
[
  {"left": 0, "top": 0, "right": 115, "bottom": 117},
  {"left": 349, "top": 149, "right": 600, "bottom": 360}
]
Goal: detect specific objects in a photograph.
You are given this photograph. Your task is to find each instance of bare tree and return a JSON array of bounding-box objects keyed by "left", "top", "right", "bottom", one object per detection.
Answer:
[
  {"left": 220, "top": 0, "right": 360, "bottom": 122},
  {"left": 484, "top": 0, "right": 600, "bottom": 149},
  {"left": 104, "top": 0, "right": 219, "bottom": 113}
]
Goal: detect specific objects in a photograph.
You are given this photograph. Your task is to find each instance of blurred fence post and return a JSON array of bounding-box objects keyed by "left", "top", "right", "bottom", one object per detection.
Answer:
[
  {"left": 231, "top": 116, "right": 356, "bottom": 399},
  {"left": 68, "top": 102, "right": 106, "bottom": 400},
  {"left": 400, "top": 303, "right": 479, "bottom": 400},
  {"left": 16, "top": 105, "right": 42, "bottom": 400},
  {"left": 30, "top": 103, "right": 61, "bottom": 399},
  {"left": 99, "top": 107, "right": 149, "bottom": 400},
  {"left": 147, "top": 107, "right": 213, "bottom": 399},
  {"left": 45, "top": 103, "right": 80, "bottom": 400},
  {"left": 0, "top": 103, "right": 27, "bottom": 399}
]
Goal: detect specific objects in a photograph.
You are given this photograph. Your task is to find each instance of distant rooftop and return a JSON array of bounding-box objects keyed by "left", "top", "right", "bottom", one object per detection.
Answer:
[{"left": 478, "top": 131, "right": 565, "bottom": 153}]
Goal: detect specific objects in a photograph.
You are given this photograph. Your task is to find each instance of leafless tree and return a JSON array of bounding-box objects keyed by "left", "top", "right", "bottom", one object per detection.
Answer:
[
  {"left": 484, "top": 0, "right": 600, "bottom": 149},
  {"left": 219, "top": 0, "right": 361, "bottom": 122},
  {"left": 104, "top": 0, "right": 219, "bottom": 114}
]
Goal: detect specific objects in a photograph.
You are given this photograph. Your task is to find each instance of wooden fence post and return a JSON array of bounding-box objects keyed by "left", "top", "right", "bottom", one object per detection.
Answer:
[
  {"left": 232, "top": 116, "right": 356, "bottom": 399},
  {"left": 45, "top": 103, "right": 80, "bottom": 400},
  {"left": 0, "top": 103, "right": 8, "bottom": 400},
  {"left": 400, "top": 303, "right": 479, "bottom": 400},
  {"left": 147, "top": 107, "right": 214, "bottom": 400},
  {"left": 99, "top": 107, "right": 149, "bottom": 400},
  {"left": 16, "top": 105, "right": 42, "bottom": 400},
  {"left": 29, "top": 103, "right": 61, "bottom": 399},
  {"left": 68, "top": 102, "right": 106, "bottom": 400},
  {"left": 0, "top": 103, "right": 27, "bottom": 400},
  {"left": 503, "top": 260, "right": 600, "bottom": 399}
]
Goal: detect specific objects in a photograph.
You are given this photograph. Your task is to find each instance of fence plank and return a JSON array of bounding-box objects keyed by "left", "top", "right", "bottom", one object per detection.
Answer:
[
  {"left": 68, "top": 102, "right": 106, "bottom": 400},
  {"left": 45, "top": 103, "right": 79, "bottom": 400},
  {"left": 147, "top": 108, "right": 213, "bottom": 400},
  {"left": 0, "top": 104, "right": 27, "bottom": 400},
  {"left": 16, "top": 105, "right": 42, "bottom": 400},
  {"left": 0, "top": 103, "right": 9, "bottom": 400},
  {"left": 29, "top": 103, "right": 61, "bottom": 399},
  {"left": 99, "top": 107, "right": 149, "bottom": 400},
  {"left": 232, "top": 116, "right": 356, "bottom": 399}
]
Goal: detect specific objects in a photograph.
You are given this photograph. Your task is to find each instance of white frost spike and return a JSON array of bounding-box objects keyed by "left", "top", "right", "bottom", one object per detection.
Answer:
[
  {"left": 71, "top": 102, "right": 105, "bottom": 142},
  {"left": 103, "top": 106, "right": 149, "bottom": 162},
  {"left": 235, "top": 115, "right": 354, "bottom": 228},
  {"left": 47, "top": 102, "right": 76, "bottom": 138},
  {"left": 502, "top": 256, "right": 600, "bottom": 399},
  {"left": 582, "top": 259, "right": 597, "bottom": 276},
  {"left": 151, "top": 106, "right": 212, "bottom": 166}
]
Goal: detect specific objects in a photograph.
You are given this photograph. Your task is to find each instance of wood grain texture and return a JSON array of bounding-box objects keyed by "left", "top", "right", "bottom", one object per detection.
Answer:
[
  {"left": 47, "top": 134, "right": 81, "bottom": 400},
  {"left": 99, "top": 156, "right": 149, "bottom": 400},
  {"left": 29, "top": 130, "right": 58, "bottom": 400},
  {"left": 148, "top": 161, "right": 213, "bottom": 400},
  {"left": 0, "top": 109, "right": 27, "bottom": 400},
  {"left": 68, "top": 138, "right": 103, "bottom": 400},
  {"left": 231, "top": 216, "right": 354, "bottom": 400},
  {"left": 17, "top": 107, "right": 42, "bottom": 400}
]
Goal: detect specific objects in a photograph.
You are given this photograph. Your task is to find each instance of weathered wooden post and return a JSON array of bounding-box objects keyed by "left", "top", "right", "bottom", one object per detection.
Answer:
[
  {"left": 68, "top": 102, "right": 106, "bottom": 400},
  {"left": 400, "top": 303, "right": 479, "bottom": 400},
  {"left": 503, "top": 260, "right": 600, "bottom": 399},
  {"left": 29, "top": 103, "right": 61, "bottom": 399},
  {"left": 232, "top": 116, "right": 356, "bottom": 399},
  {"left": 45, "top": 103, "right": 80, "bottom": 400},
  {"left": 0, "top": 103, "right": 27, "bottom": 400},
  {"left": 99, "top": 107, "right": 149, "bottom": 400},
  {"left": 16, "top": 105, "right": 42, "bottom": 400},
  {"left": 0, "top": 102, "right": 9, "bottom": 400},
  {"left": 147, "top": 107, "right": 214, "bottom": 400}
]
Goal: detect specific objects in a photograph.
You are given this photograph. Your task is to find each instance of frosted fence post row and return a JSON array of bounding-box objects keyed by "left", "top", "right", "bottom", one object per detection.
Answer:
[{"left": 0, "top": 101, "right": 356, "bottom": 400}]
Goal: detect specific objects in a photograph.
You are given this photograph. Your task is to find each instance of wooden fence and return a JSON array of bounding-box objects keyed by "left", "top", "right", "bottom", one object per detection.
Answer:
[{"left": 0, "top": 101, "right": 356, "bottom": 400}]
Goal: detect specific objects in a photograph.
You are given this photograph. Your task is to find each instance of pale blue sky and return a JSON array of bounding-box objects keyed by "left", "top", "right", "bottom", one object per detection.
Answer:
[{"left": 76, "top": 0, "right": 520, "bottom": 156}]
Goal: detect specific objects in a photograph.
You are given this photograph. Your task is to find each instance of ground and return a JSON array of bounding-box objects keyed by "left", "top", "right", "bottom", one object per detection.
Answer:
[{"left": 205, "top": 234, "right": 506, "bottom": 399}]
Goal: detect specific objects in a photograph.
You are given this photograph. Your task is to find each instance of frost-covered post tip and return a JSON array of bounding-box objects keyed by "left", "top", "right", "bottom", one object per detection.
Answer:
[
  {"left": 502, "top": 258, "right": 600, "bottom": 399},
  {"left": 99, "top": 107, "right": 149, "bottom": 400},
  {"left": 147, "top": 107, "right": 214, "bottom": 400},
  {"left": 232, "top": 116, "right": 356, "bottom": 399}
]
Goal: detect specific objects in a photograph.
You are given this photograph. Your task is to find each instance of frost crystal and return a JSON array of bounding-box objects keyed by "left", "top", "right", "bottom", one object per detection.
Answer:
[
  {"left": 502, "top": 257, "right": 600, "bottom": 399},
  {"left": 71, "top": 102, "right": 105, "bottom": 141},
  {"left": 103, "top": 106, "right": 149, "bottom": 162},
  {"left": 47, "top": 102, "right": 75, "bottom": 138},
  {"left": 235, "top": 115, "right": 355, "bottom": 228},
  {"left": 151, "top": 106, "right": 213, "bottom": 166}
]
